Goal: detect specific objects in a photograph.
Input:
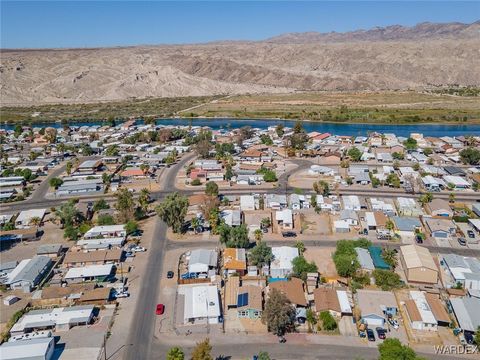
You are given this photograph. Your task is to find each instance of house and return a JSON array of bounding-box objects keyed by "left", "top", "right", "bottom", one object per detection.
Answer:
[
  {"left": 404, "top": 291, "right": 438, "bottom": 331},
  {"left": 449, "top": 297, "right": 480, "bottom": 334},
  {"left": 15, "top": 209, "right": 46, "bottom": 228},
  {"left": 339, "top": 210, "right": 358, "bottom": 226},
  {"left": 182, "top": 285, "right": 221, "bottom": 324},
  {"left": 63, "top": 249, "right": 123, "bottom": 268},
  {"left": 269, "top": 278, "right": 307, "bottom": 307},
  {"left": 188, "top": 249, "right": 218, "bottom": 274},
  {"left": 391, "top": 216, "right": 422, "bottom": 240},
  {"left": 400, "top": 245, "right": 438, "bottom": 284},
  {"left": 5, "top": 256, "right": 52, "bottom": 293},
  {"left": 10, "top": 305, "right": 94, "bottom": 335},
  {"left": 36, "top": 244, "right": 63, "bottom": 258},
  {"left": 426, "top": 199, "right": 452, "bottom": 217},
  {"left": 355, "top": 247, "right": 375, "bottom": 272},
  {"left": 240, "top": 195, "right": 255, "bottom": 211},
  {"left": 422, "top": 176, "right": 441, "bottom": 192},
  {"left": 223, "top": 248, "right": 247, "bottom": 275},
  {"left": 64, "top": 264, "right": 114, "bottom": 283},
  {"left": 270, "top": 247, "right": 299, "bottom": 279},
  {"left": 120, "top": 167, "right": 147, "bottom": 179},
  {"left": 225, "top": 276, "right": 240, "bottom": 309},
  {"left": 56, "top": 180, "right": 103, "bottom": 196},
  {"left": 356, "top": 289, "right": 398, "bottom": 327},
  {"left": 424, "top": 218, "right": 456, "bottom": 238},
  {"left": 275, "top": 209, "right": 293, "bottom": 230},
  {"left": 221, "top": 210, "right": 241, "bottom": 227},
  {"left": 76, "top": 159, "right": 103, "bottom": 173},
  {"left": 265, "top": 194, "right": 287, "bottom": 210},
  {"left": 237, "top": 285, "right": 263, "bottom": 319},
  {"left": 313, "top": 288, "right": 342, "bottom": 316},
  {"left": 0, "top": 337, "right": 55, "bottom": 360},
  {"left": 84, "top": 225, "right": 126, "bottom": 240},
  {"left": 334, "top": 220, "right": 350, "bottom": 233},
  {"left": 396, "top": 198, "right": 423, "bottom": 217},
  {"left": 442, "top": 254, "right": 480, "bottom": 291},
  {"left": 443, "top": 175, "right": 470, "bottom": 189},
  {"left": 342, "top": 195, "right": 361, "bottom": 211}
]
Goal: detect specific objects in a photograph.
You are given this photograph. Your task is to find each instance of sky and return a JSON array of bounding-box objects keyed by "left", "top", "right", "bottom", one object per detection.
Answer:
[{"left": 1, "top": 1, "right": 479, "bottom": 48}]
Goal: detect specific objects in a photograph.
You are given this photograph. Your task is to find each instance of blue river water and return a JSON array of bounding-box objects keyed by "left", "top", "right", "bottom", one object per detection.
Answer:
[{"left": 2, "top": 118, "right": 480, "bottom": 137}]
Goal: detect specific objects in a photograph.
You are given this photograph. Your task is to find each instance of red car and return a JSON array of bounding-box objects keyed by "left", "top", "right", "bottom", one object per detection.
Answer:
[{"left": 156, "top": 304, "right": 165, "bottom": 315}]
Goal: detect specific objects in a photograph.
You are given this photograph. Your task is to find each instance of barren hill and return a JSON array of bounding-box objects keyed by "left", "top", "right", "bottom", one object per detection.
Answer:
[{"left": 1, "top": 21, "right": 479, "bottom": 105}]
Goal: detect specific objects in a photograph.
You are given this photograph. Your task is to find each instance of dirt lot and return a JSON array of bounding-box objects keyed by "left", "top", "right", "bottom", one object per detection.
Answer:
[
  {"left": 303, "top": 247, "right": 337, "bottom": 279},
  {"left": 301, "top": 210, "right": 332, "bottom": 235}
]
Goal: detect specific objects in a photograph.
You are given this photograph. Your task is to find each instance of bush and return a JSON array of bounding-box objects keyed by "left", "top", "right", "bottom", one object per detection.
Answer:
[
  {"left": 98, "top": 214, "right": 116, "bottom": 225},
  {"left": 373, "top": 269, "right": 403, "bottom": 291},
  {"left": 319, "top": 311, "right": 337, "bottom": 331},
  {"left": 191, "top": 178, "right": 201, "bottom": 186}
]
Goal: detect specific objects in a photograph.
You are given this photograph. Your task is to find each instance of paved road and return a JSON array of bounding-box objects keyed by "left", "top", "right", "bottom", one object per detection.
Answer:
[{"left": 124, "top": 217, "right": 168, "bottom": 360}]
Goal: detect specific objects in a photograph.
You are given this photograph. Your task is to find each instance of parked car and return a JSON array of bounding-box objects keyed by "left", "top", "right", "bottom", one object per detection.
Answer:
[
  {"left": 156, "top": 304, "right": 165, "bottom": 315},
  {"left": 282, "top": 231, "right": 297, "bottom": 238},
  {"left": 458, "top": 237, "right": 467, "bottom": 246},
  {"left": 366, "top": 329, "right": 376, "bottom": 342},
  {"left": 464, "top": 332, "right": 474, "bottom": 344},
  {"left": 388, "top": 318, "right": 399, "bottom": 329},
  {"left": 131, "top": 246, "right": 146, "bottom": 253},
  {"left": 167, "top": 271, "right": 174, "bottom": 279},
  {"left": 467, "top": 230, "right": 475, "bottom": 239},
  {"left": 376, "top": 327, "right": 386, "bottom": 340},
  {"left": 125, "top": 251, "right": 135, "bottom": 258},
  {"left": 115, "top": 291, "right": 130, "bottom": 298},
  {"left": 181, "top": 272, "right": 198, "bottom": 280}
]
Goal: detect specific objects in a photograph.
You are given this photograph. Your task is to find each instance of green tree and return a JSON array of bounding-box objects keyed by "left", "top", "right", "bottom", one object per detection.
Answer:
[
  {"left": 49, "top": 177, "right": 63, "bottom": 189},
  {"left": 275, "top": 124, "right": 285, "bottom": 137},
  {"left": 97, "top": 214, "right": 116, "bottom": 226},
  {"left": 392, "top": 152, "right": 404, "bottom": 160},
  {"left": 292, "top": 256, "right": 318, "bottom": 281},
  {"left": 93, "top": 199, "right": 110, "bottom": 212},
  {"left": 449, "top": 192, "right": 456, "bottom": 203},
  {"left": 313, "top": 180, "right": 330, "bottom": 196},
  {"left": 373, "top": 269, "right": 403, "bottom": 291},
  {"left": 319, "top": 311, "right": 337, "bottom": 331},
  {"left": 205, "top": 181, "right": 219, "bottom": 197},
  {"left": 249, "top": 241, "right": 273, "bottom": 267},
  {"left": 423, "top": 147, "right": 433, "bottom": 156},
  {"left": 386, "top": 173, "right": 401, "bottom": 188},
  {"left": 382, "top": 248, "right": 398, "bottom": 269},
  {"left": 403, "top": 137, "right": 418, "bottom": 151},
  {"left": 55, "top": 199, "right": 82, "bottom": 227},
  {"left": 124, "top": 220, "right": 139, "bottom": 235},
  {"left": 105, "top": 145, "right": 119, "bottom": 156},
  {"left": 419, "top": 192, "right": 433, "bottom": 206},
  {"left": 115, "top": 188, "right": 135, "bottom": 223},
  {"left": 195, "top": 139, "right": 213, "bottom": 159},
  {"left": 262, "top": 169, "right": 277, "bottom": 182},
  {"left": 258, "top": 352, "right": 271, "bottom": 360},
  {"left": 260, "top": 217, "right": 271, "bottom": 230},
  {"left": 254, "top": 228, "right": 263, "bottom": 242},
  {"left": 218, "top": 224, "right": 250, "bottom": 248},
  {"left": 460, "top": 147, "right": 480, "bottom": 165},
  {"left": 66, "top": 161, "right": 73, "bottom": 175},
  {"left": 191, "top": 338, "right": 212, "bottom": 360},
  {"left": 262, "top": 288, "right": 295, "bottom": 336},
  {"left": 295, "top": 241, "right": 305, "bottom": 255},
  {"left": 14, "top": 124, "right": 23, "bottom": 137},
  {"left": 138, "top": 188, "right": 151, "bottom": 213},
  {"left": 378, "top": 338, "right": 421, "bottom": 360},
  {"left": 310, "top": 193, "right": 317, "bottom": 208},
  {"left": 166, "top": 347, "right": 184, "bottom": 360},
  {"left": 64, "top": 225, "right": 79, "bottom": 241},
  {"left": 260, "top": 134, "right": 273, "bottom": 145},
  {"left": 347, "top": 147, "right": 362, "bottom": 162},
  {"left": 156, "top": 192, "right": 189, "bottom": 233},
  {"left": 224, "top": 164, "right": 234, "bottom": 181}
]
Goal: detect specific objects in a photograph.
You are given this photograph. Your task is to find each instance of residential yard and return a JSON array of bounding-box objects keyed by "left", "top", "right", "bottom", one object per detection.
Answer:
[{"left": 303, "top": 247, "right": 337, "bottom": 279}]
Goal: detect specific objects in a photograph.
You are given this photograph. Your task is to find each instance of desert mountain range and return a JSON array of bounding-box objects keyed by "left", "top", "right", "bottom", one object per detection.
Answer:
[{"left": 1, "top": 21, "right": 479, "bottom": 105}]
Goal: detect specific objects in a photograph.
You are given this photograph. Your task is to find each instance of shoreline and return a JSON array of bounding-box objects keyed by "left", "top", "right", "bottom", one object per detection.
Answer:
[{"left": 1, "top": 116, "right": 479, "bottom": 127}]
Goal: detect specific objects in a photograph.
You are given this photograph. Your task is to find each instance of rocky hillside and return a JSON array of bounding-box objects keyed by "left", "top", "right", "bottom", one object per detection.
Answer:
[{"left": 1, "top": 21, "right": 479, "bottom": 105}]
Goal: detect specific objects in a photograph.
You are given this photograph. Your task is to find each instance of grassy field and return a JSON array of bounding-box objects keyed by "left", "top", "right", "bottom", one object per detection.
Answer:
[
  {"left": 188, "top": 91, "right": 480, "bottom": 124},
  {"left": 1, "top": 91, "right": 479, "bottom": 124},
  {"left": 0, "top": 96, "right": 222, "bottom": 123}
]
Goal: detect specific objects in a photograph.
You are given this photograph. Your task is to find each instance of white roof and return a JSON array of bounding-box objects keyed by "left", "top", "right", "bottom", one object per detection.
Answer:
[
  {"left": 343, "top": 195, "right": 360, "bottom": 210},
  {"left": 410, "top": 291, "right": 436, "bottom": 325},
  {"left": 10, "top": 306, "right": 94, "bottom": 333},
  {"left": 64, "top": 264, "right": 113, "bottom": 279},
  {"left": 334, "top": 220, "right": 350, "bottom": 229},
  {"left": 336, "top": 290, "right": 352, "bottom": 314},
  {"left": 183, "top": 285, "right": 220, "bottom": 320},
  {"left": 271, "top": 247, "right": 298, "bottom": 271},
  {"left": 275, "top": 209, "right": 292, "bottom": 224},
  {"left": 443, "top": 175, "right": 470, "bottom": 187},
  {"left": 85, "top": 225, "right": 125, "bottom": 235},
  {"left": 240, "top": 195, "right": 255, "bottom": 210},
  {"left": 468, "top": 219, "right": 480, "bottom": 231},
  {"left": 365, "top": 212, "right": 376, "bottom": 227},
  {"left": 15, "top": 209, "right": 46, "bottom": 224},
  {"left": 0, "top": 337, "right": 54, "bottom": 360}
]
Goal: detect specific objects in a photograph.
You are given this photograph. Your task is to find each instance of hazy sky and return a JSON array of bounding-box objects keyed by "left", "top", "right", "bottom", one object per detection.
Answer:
[{"left": 1, "top": 1, "right": 479, "bottom": 48}]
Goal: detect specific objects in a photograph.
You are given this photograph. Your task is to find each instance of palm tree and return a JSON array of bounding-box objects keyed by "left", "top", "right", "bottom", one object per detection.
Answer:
[
  {"left": 449, "top": 192, "right": 455, "bottom": 203},
  {"left": 295, "top": 241, "right": 306, "bottom": 256},
  {"left": 254, "top": 229, "right": 263, "bottom": 242},
  {"left": 382, "top": 248, "right": 398, "bottom": 270},
  {"left": 191, "top": 216, "right": 201, "bottom": 234},
  {"left": 29, "top": 216, "right": 42, "bottom": 227},
  {"left": 138, "top": 188, "right": 150, "bottom": 213}
]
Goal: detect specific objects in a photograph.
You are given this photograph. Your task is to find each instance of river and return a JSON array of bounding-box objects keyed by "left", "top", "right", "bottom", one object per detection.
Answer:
[{"left": 2, "top": 118, "right": 480, "bottom": 137}]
